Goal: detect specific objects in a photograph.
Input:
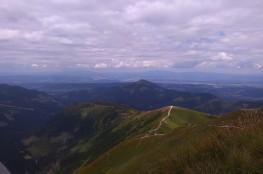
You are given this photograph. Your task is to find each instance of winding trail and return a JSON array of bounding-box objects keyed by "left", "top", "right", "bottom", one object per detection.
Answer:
[{"left": 141, "top": 106, "right": 173, "bottom": 139}]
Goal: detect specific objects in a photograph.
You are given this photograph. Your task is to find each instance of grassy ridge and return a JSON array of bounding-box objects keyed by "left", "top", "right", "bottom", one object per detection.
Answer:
[
  {"left": 75, "top": 109, "right": 263, "bottom": 174},
  {"left": 24, "top": 104, "right": 172, "bottom": 173},
  {"left": 24, "top": 103, "right": 210, "bottom": 173}
]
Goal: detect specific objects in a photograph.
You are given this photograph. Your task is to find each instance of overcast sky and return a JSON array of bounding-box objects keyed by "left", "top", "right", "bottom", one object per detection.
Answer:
[{"left": 0, "top": 0, "right": 263, "bottom": 73}]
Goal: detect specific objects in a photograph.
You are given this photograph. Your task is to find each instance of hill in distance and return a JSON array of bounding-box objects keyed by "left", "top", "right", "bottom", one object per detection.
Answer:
[
  {"left": 59, "top": 80, "right": 229, "bottom": 114},
  {"left": 57, "top": 80, "right": 263, "bottom": 115}
]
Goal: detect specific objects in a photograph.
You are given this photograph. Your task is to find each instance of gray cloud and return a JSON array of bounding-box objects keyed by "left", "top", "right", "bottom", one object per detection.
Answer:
[{"left": 0, "top": 0, "right": 263, "bottom": 73}]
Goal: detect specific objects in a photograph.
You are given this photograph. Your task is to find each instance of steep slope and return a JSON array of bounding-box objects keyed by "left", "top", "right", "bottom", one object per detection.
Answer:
[
  {"left": 0, "top": 84, "right": 63, "bottom": 174},
  {"left": 59, "top": 80, "right": 226, "bottom": 114},
  {"left": 23, "top": 103, "right": 211, "bottom": 174},
  {"left": 76, "top": 109, "right": 263, "bottom": 174}
]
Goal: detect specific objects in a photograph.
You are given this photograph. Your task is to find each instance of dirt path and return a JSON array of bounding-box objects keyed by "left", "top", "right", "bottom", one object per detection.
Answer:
[{"left": 141, "top": 106, "right": 173, "bottom": 139}]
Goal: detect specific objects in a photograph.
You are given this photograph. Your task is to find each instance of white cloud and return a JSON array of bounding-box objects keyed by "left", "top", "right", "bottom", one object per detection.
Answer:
[
  {"left": 41, "top": 15, "right": 65, "bottom": 26},
  {"left": 0, "top": 0, "right": 263, "bottom": 73},
  {"left": 52, "top": 23, "right": 91, "bottom": 31},
  {"left": 23, "top": 31, "right": 44, "bottom": 41},
  {"left": 49, "top": 37, "right": 74, "bottom": 44},
  {"left": 31, "top": 63, "right": 47, "bottom": 68},
  {"left": 113, "top": 61, "right": 129, "bottom": 68},
  {"left": 125, "top": 0, "right": 221, "bottom": 25},
  {"left": 141, "top": 60, "right": 170, "bottom": 68},
  {"left": 255, "top": 64, "right": 262, "bottom": 69},
  {"left": 31, "top": 64, "right": 40, "bottom": 68},
  {"left": 0, "top": 29, "right": 20, "bottom": 40},
  {"left": 94, "top": 63, "right": 108, "bottom": 69},
  {"left": 211, "top": 52, "right": 233, "bottom": 61},
  {"left": 76, "top": 63, "right": 90, "bottom": 68}
]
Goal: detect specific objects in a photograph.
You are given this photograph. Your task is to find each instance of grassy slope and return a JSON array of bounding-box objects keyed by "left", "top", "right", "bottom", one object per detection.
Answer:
[
  {"left": 75, "top": 109, "right": 263, "bottom": 174},
  {"left": 158, "top": 106, "right": 211, "bottom": 132},
  {"left": 24, "top": 104, "right": 171, "bottom": 173},
  {"left": 24, "top": 103, "right": 210, "bottom": 174}
]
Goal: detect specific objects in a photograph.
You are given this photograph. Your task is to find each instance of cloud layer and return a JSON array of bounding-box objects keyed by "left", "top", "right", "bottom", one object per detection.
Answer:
[{"left": 0, "top": 0, "right": 263, "bottom": 73}]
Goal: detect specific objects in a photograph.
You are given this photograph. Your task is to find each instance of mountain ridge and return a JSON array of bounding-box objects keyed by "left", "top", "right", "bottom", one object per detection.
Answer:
[{"left": 23, "top": 102, "right": 211, "bottom": 174}]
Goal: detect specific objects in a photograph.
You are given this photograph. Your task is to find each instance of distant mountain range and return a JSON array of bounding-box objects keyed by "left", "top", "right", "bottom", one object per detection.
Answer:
[
  {"left": 58, "top": 80, "right": 221, "bottom": 113},
  {"left": 53, "top": 80, "right": 263, "bottom": 114}
]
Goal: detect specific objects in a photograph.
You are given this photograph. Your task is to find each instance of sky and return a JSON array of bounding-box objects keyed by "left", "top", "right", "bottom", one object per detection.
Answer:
[{"left": 0, "top": 0, "right": 263, "bottom": 74}]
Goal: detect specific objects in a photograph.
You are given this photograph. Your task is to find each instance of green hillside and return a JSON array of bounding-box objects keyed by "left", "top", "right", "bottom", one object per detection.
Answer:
[
  {"left": 158, "top": 106, "right": 211, "bottom": 132},
  {"left": 23, "top": 103, "right": 210, "bottom": 173},
  {"left": 23, "top": 104, "right": 167, "bottom": 173},
  {"left": 75, "top": 109, "right": 263, "bottom": 174}
]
